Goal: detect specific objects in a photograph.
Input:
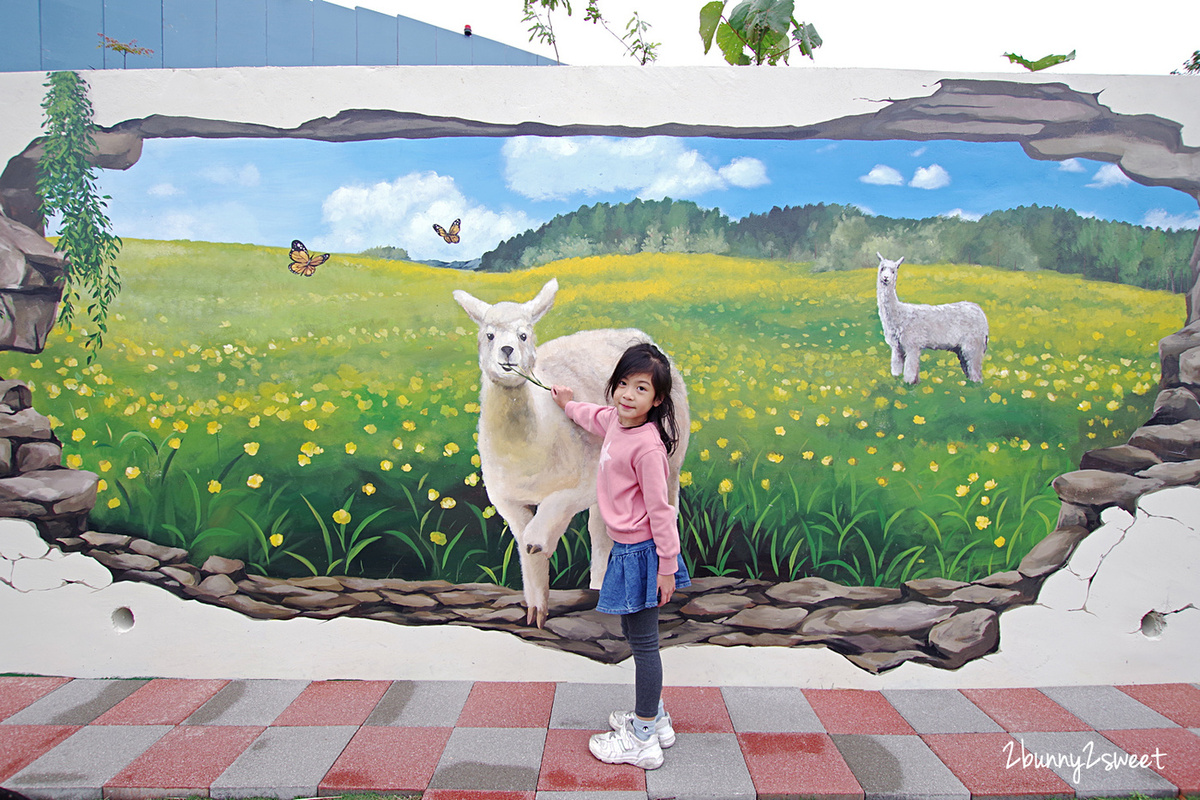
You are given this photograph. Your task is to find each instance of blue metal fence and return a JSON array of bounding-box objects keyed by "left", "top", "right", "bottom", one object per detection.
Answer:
[{"left": 0, "top": 0, "right": 555, "bottom": 72}]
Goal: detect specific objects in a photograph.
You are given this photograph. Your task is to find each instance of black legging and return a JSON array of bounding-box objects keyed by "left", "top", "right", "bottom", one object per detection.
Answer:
[{"left": 621, "top": 605, "right": 662, "bottom": 719}]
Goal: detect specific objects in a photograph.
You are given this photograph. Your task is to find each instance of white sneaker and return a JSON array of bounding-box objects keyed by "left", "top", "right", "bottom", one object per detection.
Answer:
[
  {"left": 608, "top": 709, "right": 676, "bottom": 748},
  {"left": 589, "top": 720, "right": 664, "bottom": 769}
]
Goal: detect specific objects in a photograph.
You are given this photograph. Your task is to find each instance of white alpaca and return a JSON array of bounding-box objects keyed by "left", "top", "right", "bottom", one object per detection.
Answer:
[
  {"left": 876, "top": 253, "right": 988, "bottom": 385},
  {"left": 453, "top": 279, "right": 690, "bottom": 628}
]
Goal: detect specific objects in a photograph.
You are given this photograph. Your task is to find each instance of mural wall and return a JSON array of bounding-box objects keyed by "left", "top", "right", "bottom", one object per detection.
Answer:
[{"left": 1, "top": 66, "right": 1198, "bottom": 685}]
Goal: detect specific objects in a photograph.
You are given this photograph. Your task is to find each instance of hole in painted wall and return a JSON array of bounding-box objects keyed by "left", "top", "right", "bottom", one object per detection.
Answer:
[
  {"left": 1140, "top": 610, "right": 1165, "bottom": 639},
  {"left": 111, "top": 606, "right": 135, "bottom": 633}
]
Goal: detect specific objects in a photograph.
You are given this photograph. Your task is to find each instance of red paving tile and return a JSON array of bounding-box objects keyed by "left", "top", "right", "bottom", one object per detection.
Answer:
[
  {"left": 961, "top": 687, "right": 1092, "bottom": 732},
  {"left": 1102, "top": 727, "right": 1200, "bottom": 795},
  {"left": 0, "top": 725, "right": 79, "bottom": 782},
  {"left": 662, "top": 686, "right": 734, "bottom": 733},
  {"left": 104, "top": 725, "right": 264, "bottom": 799},
  {"left": 0, "top": 676, "right": 71, "bottom": 722},
  {"left": 423, "top": 792, "right": 534, "bottom": 800},
  {"left": 803, "top": 689, "right": 915, "bottom": 734},
  {"left": 923, "top": 732, "right": 1075, "bottom": 798},
  {"left": 456, "top": 681, "right": 556, "bottom": 728},
  {"left": 537, "top": 728, "right": 645, "bottom": 793},
  {"left": 739, "top": 732, "right": 863, "bottom": 799},
  {"left": 271, "top": 679, "right": 391, "bottom": 726},
  {"left": 321, "top": 726, "right": 451, "bottom": 793},
  {"left": 1116, "top": 683, "right": 1200, "bottom": 727},
  {"left": 93, "top": 678, "right": 229, "bottom": 725}
]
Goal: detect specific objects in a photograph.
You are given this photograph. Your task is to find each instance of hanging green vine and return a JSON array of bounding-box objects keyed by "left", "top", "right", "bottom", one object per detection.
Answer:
[{"left": 37, "top": 70, "right": 122, "bottom": 361}]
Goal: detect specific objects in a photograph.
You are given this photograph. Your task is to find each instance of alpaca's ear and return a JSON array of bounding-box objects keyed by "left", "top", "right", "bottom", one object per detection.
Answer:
[
  {"left": 877, "top": 252, "right": 884, "bottom": 263},
  {"left": 525, "top": 278, "right": 558, "bottom": 324},
  {"left": 453, "top": 289, "right": 490, "bottom": 326},
  {"left": 896, "top": 257, "right": 905, "bottom": 266}
]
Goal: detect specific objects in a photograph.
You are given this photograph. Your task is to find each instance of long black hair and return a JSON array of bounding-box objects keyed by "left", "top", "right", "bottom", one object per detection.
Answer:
[{"left": 604, "top": 342, "right": 680, "bottom": 454}]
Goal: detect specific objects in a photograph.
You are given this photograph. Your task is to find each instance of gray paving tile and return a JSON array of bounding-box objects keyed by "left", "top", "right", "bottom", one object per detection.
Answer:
[
  {"left": 365, "top": 679, "right": 473, "bottom": 727},
  {"left": 1016, "top": 731, "right": 1178, "bottom": 797},
  {"left": 831, "top": 734, "right": 969, "bottom": 800},
  {"left": 209, "top": 725, "right": 357, "bottom": 799},
  {"left": 428, "top": 726, "right": 546, "bottom": 792},
  {"left": 536, "top": 793, "right": 648, "bottom": 800},
  {"left": 721, "top": 685, "right": 825, "bottom": 733},
  {"left": 1039, "top": 685, "right": 1177, "bottom": 730},
  {"left": 1, "top": 679, "right": 148, "bottom": 726},
  {"left": 5, "top": 724, "right": 171, "bottom": 800},
  {"left": 183, "top": 679, "right": 308, "bottom": 726},
  {"left": 550, "top": 682, "right": 632, "bottom": 730},
  {"left": 645, "top": 732, "right": 755, "bottom": 800},
  {"left": 881, "top": 689, "right": 1004, "bottom": 734}
]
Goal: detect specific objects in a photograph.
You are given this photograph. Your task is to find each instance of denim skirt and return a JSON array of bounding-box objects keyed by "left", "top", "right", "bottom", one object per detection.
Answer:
[{"left": 596, "top": 539, "right": 692, "bottom": 615}]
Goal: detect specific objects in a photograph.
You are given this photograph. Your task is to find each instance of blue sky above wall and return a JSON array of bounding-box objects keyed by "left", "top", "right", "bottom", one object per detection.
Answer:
[{"left": 93, "top": 136, "right": 1200, "bottom": 262}]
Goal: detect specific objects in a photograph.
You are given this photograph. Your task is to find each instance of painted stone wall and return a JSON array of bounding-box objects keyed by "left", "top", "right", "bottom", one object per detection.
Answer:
[{"left": 0, "top": 66, "right": 1198, "bottom": 684}]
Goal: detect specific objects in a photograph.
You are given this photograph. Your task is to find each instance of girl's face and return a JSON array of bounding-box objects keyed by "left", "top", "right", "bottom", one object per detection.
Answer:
[{"left": 613, "top": 371, "right": 661, "bottom": 428}]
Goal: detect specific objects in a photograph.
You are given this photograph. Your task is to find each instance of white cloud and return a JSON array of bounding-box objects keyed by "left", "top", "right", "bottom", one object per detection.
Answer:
[
  {"left": 147, "top": 182, "right": 180, "bottom": 197},
  {"left": 852, "top": 204, "right": 876, "bottom": 216},
  {"left": 1086, "top": 163, "right": 1132, "bottom": 188},
  {"left": 320, "top": 170, "right": 535, "bottom": 261},
  {"left": 910, "top": 164, "right": 951, "bottom": 190},
  {"left": 201, "top": 164, "right": 261, "bottom": 187},
  {"left": 859, "top": 165, "right": 904, "bottom": 186},
  {"left": 940, "top": 208, "right": 983, "bottom": 222},
  {"left": 910, "top": 147, "right": 927, "bottom": 158},
  {"left": 1058, "top": 158, "right": 1087, "bottom": 173},
  {"left": 501, "top": 137, "right": 767, "bottom": 201},
  {"left": 1142, "top": 208, "right": 1200, "bottom": 231}
]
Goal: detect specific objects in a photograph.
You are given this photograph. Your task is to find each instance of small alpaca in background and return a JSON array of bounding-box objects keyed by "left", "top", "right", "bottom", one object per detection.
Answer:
[{"left": 875, "top": 253, "right": 989, "bottom": 384}]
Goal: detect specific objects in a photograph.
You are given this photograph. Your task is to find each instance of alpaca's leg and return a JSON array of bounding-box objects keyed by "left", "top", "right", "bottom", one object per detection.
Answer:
[
  {"left": 523, "top": 487, "right": 591, "bottom": 557},
  {"left": 967, "top": 341, "right": 985, "bottom": 382},
  {"left": 517, "top": 548, "right": 551, "bottom": 629},
  {"left": 587, "top": 505, "right": 611, "bottom": 590},
  {"left": 902, "top": 343, "right": 922, "bottom": 384},
  {"left": 889, "top": 342, "right": 904, "bottom": 377}
]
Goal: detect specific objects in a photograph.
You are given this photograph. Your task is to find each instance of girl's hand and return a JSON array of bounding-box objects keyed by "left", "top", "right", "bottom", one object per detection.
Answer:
[
  {"left": 657, "top": 572, "right": 676, "bottom": 607},
  {"left": 551, "top": 385, "right": 573, "bottom": 409}
]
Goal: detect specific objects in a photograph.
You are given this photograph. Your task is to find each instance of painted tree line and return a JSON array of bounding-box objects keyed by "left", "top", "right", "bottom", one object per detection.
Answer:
[{"left": 479, "top": 198, "right": 1196, "bottom": 293}]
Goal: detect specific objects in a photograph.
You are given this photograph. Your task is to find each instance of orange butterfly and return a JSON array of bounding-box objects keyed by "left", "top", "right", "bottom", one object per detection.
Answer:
[
  {"left": 288, "top": 240, "right": 330, "bottom": 277},
  {"left": 433, "top": 218, "right": 461, "bottom": 244}
]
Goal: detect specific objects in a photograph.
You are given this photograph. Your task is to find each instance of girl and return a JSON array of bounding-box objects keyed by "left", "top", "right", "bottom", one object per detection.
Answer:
[{"left": 551, "top": 342, "right": 691, "bottom": 770}]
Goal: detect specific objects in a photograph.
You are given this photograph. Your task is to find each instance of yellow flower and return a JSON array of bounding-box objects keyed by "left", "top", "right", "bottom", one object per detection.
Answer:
[
  {"left": 74, "top": 408, "right": 88, "bottom": 420},
  {"left": 363, "top": 424, "right": 378, "bottom": 434},
  {"left": 482, "top": 506, "right": 496, "bottom": 519},
  {"left": 321, "top": 401, "right": 336, "bottom": 413},
  {"left": 415, "top": 444, "right": 425, "bottom": 453},
  {"left": 298, "top": 454, "right": 311, "bottom": 466},
  {"left": 1078, "top": 400, "right": 1091, "bottom": 411},
  {"left": 304, "top": 419, "right": 319, "bottom": 431},
  {"left": 691, "top": 421, "right": 703, "bottom": 433},
  {"left": 815, "top": 414, "right": 829, "bottom": 427},
  {"left": 300, "top": 441, "right": 323, "bottom": 457},
  {"left": 802, "top": 451, "right": 814, "bottom": 460},
  {"left": 975, "top": 515, "right": 991, "bottom": 530},
  {"left": 774, "top": 426, "right": 786, "bottom": 436},
  {"left": 968, "top": 472, "right": 979, "bottom": 483},
  {"left": 767, "top": 452, "right": 784, "bottom": 463},
  {"left": 430, "top": 531, "right": 447, "bottom": 546},
  {"left": 987, "top": 442, "right": 999, "bottom": 453},
  {"left": 441, "top": 497, "right": 456, "bottom": 509},
  {"left": 877, "top": 477, "right": 888, "bottom": 487},
  {"left": 99, "top": 459, "right": 112, "bottom": 472},
  {"left": 700, "top": 449, "right": 710, "bottom": 461},
  {"left": 955, "top": 484, "right": 970, "bottom": 497},
  {"left": 66, "top": 453, "right": 83, "bottom": 469},
  {"left": 716, "top": 438, "right": 729, "bottom": 449},
  {"left": 247, "top": 474, "right": 264, "bottom": 489},
  {"left": 866, "top": 446, "right": 878, "bottom": 455},
  {"left": 891, "top": 462, "right": 905, "bottom": 472},
  {"left": 380, "top": 459, "right": 394, "bottom": 471},
  {"left": 981, "top": 496, "right": 991, "bottom": 506},
  {"left": 362, "top": 483, "right": 376, "bottom": 495},
  {"left": 402, "top": 420, "right": 416, "bottom": 431},
  {"left": 401, "top": 463, "right": 412, "bottom": 472},
  {"left": 333, "top": 509, "right": 351, "bottom": 525},
  {"left": 680, "top": 471, "right": 693, "bottom": 487},
  {"left": 125, "top": 466, "right": 141, "bottom": 479},
  {"left": 718, "top": 479, "right": 733, "bottom": 494},
  {"left": 821, "top": 455, "right": 833, "bottom": 466},
  {"left": 729, "top": 450, "right": 743, "bottom": 462},
  {"left": 97, "top": 479, "right": 107, "bottom": 492},
  {"left": 168, "top": 437, "right": 181, "bottom": 450},
  {"left": 173, "top": 420, "right": 188, "bottom": 433},
  {"left": 856, "top": 420, "right": 868, "bottom": 430},
  {"left": 107, "top": 497, "right": 121, "bottom": 509},
  {"left": 269, "top": 533, "right": 283, "bottom": 547},
  {"left": 913, "top": 415, "right": 926, "bottom": 425},
  {"left": 248, "top": 415, "right": 261, "bottom": 428},
  {"left": 929, "top": 461, "right": 939, "bottom": 472},
  {"left": 994, "top": 536, "right": 1006, "bottom": 548},
  {"left": 443, "top": 442, "right": 460, "bottom": 457},
  {"left": 760, "top": 479, "right": 770, "bottom": 490},
  {"left": 208, "top": 480, "right": 221, "bottom": 494},
  {"left": 985, "top": 479, "right": 997, "bottom": 490},
  {"left": 71, "top": 428, "right": 85, "bottom": 442},
  {"left": 207, "top": 421, "right": 222, "bottom": 435},
  {"left": 947, "top": 443, "right": 958, "bottom": 455},
  {"left": 244, "top": 442, "right": 260, "bottom": 456},
  {"left": 847, "top": 457, "right": 857, "bottom": 466},
  {"left": 428, "top": 488, "right": 440, "bottom": 501}
]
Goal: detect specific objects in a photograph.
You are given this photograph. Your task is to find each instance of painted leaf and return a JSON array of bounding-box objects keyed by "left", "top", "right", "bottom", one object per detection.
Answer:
[
  {"left": 699, "top": 0, "right": 725, "bottom": 54},
  {"left": 1004, "top": 49, "right": 1076, "bottom": 72}
]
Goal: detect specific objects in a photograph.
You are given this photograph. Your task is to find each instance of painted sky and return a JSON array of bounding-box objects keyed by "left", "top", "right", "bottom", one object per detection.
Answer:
[{"left": 94, "top": 136, "right": 1200, "bottom": 262}]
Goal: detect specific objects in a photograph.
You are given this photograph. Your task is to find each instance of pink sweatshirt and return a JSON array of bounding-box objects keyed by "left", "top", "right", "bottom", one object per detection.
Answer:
[{"left": 564, "top": 401, "right": 681, "bottom": 575}]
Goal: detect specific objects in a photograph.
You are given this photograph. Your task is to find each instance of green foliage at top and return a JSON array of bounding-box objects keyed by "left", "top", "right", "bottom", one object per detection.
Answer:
[
  {"left": 699, "top": 0, "right": 821, "bottom": 66},
  {"left": 358, "top": 245, "right": 410, "bottom": 261},
  {"left": 481, "top": 199, "right": 1196, "bottom": 294},
  {"left": 1174, "top": 50, "right": 1200, "bottom": 74},
  {"left": 1004, "top": 50, "right": 1076, "bottom": 72},
  {"left": 522, "top": 0, "right": 659, "bottom": 65},
  {"left": 37, "top": 71, "right": 122, "bottom": 362}
]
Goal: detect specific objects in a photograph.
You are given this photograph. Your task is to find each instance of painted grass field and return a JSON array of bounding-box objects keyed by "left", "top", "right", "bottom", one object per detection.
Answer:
[{"left": 1, "top": 240, "right": 1181, "bottom": 588}]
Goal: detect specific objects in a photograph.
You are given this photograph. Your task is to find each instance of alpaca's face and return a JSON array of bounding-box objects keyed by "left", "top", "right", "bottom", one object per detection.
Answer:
[
  {"left": 453, "top": 280, "right": 557, "bottom": 390},
  {"left": 877, "top": 255, "right": 903, "bottom": 289}
]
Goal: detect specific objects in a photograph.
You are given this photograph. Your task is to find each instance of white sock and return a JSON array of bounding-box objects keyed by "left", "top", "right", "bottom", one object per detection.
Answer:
[
  {"left": 657, "top": 698, "right": 666, "bottom": 720},
  {"left": 632, "top": 715, "right": 655, "bottom": 741}
]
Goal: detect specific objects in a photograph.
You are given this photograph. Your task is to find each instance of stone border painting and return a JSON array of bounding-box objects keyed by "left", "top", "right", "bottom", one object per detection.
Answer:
[{"left": 1, "top": 69, "right": 1198, "bottom": 674}]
